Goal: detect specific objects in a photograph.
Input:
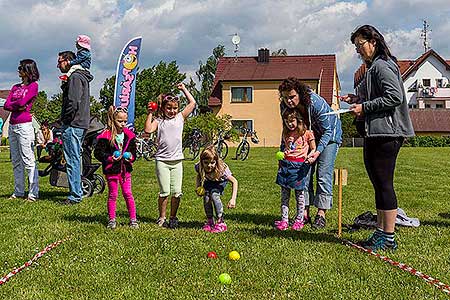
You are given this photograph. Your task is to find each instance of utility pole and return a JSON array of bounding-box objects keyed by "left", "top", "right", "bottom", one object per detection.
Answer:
[{"left": 421, "top": 20, "right": 431, "bottom": 53}]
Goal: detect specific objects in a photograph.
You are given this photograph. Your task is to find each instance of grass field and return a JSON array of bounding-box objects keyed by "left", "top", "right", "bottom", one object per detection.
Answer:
[{"left": 0, "top": 147, "right": 449, "bottom": 299}]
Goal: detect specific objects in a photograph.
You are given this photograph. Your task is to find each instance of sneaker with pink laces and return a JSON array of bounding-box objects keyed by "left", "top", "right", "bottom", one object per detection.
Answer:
[
  {"left": 202, "top": 219, "right": 215, "bottom": 232},
  {"left": 211, "top": 221, "right": 227, "bottom": 233},
  {"left": 291, "top": 220, "right": 305, "bottom": 231},
  {"left": 275, "top": 220, "right": 289, "bottom": 231}
]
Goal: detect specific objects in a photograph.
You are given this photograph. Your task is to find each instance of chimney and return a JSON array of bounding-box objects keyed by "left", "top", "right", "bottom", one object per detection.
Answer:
[{"left": 257, "top": 48, "right": 270, "bottom": 63}]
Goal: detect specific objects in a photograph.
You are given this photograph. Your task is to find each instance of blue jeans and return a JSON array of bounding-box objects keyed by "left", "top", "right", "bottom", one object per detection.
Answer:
[
  {"left": 62, "top": 126, "right": 85, "bottom": 202},
  {"left": 307, "top": 142, "right": 339, "bottom": 210}
]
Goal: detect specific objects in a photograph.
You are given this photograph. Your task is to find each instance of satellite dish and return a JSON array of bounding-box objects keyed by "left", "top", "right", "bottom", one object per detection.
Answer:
[{"left": 232, "top": 34, "right": 240, "bottom": 45}]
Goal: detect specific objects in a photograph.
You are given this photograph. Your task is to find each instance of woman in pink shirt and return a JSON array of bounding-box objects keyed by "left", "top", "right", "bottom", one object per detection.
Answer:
[{"left": 4, "top": 59, "right": 40, "bottom": 201}]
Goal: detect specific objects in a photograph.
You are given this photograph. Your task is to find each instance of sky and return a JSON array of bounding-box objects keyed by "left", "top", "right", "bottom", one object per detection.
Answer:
[{"left": 0, "top": 0, "right": 449, "bottom": 101}]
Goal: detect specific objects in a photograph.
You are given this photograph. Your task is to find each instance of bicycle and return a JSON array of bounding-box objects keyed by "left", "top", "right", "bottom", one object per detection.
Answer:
[
  {"left": 235, "top": 127, "right": 259, "bottom": 161},
  {"left": 214, "top": 129, "right": 230, "bottom": 160},
  {"left": 182, "top": 128, "right": 203, "bottom": 160},
  {"left": 135, "top": 132, "right": 157, "bottom": 161}
]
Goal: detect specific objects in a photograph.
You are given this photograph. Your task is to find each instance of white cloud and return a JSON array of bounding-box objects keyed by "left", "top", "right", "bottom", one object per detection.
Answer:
[{"left": 0, "top": 0, "right": 450, "bottom": 99}]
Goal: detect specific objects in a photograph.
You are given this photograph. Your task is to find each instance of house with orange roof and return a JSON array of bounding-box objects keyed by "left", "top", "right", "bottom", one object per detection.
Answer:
[
  {"left": 209, "top": 49, "right": 341, "bottom": 147},
  {"left": 354, "top": 49, "right": 450, "bottom": 136}
]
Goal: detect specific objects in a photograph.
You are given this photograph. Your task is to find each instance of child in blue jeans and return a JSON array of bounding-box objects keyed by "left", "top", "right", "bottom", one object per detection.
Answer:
[
  {"left": 195, "top": 145, "right": 238, "bottom": 233},
  {"left": 66, "top": 34, "right": 91, "bottom": 77}
]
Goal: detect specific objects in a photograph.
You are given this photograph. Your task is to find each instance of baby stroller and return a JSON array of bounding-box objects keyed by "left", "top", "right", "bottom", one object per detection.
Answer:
[{"left": 38, "top": 116, "right": 106, "bottom": 198}]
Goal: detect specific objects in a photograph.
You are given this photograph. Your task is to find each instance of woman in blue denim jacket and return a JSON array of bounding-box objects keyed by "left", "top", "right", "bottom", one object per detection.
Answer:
[
  {"left": 342, "top": 25, "right": 414, "bottom": 251},
  {"left": 279, "top": 78, "right": 342, "bottom": 229}
]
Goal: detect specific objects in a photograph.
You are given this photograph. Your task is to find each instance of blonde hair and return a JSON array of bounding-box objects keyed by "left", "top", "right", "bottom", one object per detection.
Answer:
[
  {"left": 281, "top": 108, "right": 306, "bottom": 139},
  {"left": 198, "top": 145, "right": 226, "bottom": 184},
  {"left": 106, "top": 105, "right": 128, "bottom": 146},
  {"left": 155, "top": 93, "right": 179, "bottom": 119}
]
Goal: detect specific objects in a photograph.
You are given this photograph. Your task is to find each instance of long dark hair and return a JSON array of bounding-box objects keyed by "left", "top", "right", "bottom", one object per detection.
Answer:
[
  {"left": 19, "top": 59, "right": 40, "bottom": 83},
  {"left": 350, "top": 25, "right": 395, "bottom": 62}
]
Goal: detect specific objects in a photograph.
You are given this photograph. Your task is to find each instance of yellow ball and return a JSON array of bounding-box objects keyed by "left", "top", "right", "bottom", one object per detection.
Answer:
[
  {"left": 228, "top": 251, "right": 240, "bottom": 261},
  {"left": 196, "top": 186, "right": 205, "bottom": 196}
]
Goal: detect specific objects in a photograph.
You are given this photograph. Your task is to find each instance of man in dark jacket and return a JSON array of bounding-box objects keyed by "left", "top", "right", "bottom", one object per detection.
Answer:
[{"left": 57, "top": 51, "right": 93, "bottom": 204}]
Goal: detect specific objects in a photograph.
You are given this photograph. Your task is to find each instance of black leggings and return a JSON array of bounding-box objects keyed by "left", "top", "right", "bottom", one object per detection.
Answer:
[{"left": 363, "top": 137, "right": 404, "bottom": 210}]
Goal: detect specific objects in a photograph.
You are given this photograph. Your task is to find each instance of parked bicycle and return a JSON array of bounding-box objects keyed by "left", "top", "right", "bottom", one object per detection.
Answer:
[
  {"left": 182, "top": 128, "right": 203, "bottom": 160},
  {"left": 135, "top": 132, "right": 157, "bottom": 161},
  {"left": 214, "top": 129, "right": 230, "bottom": 160},
  {"left": 235, "top": 127, "right": 259, "bottom": 161}
]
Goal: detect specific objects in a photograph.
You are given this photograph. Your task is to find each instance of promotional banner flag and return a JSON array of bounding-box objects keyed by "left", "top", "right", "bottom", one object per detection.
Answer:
[{"left": 113, "top": 36, "right": 142, "bottom": 130}]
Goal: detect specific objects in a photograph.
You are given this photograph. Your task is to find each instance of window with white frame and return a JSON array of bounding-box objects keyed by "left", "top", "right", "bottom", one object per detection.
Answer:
[
  {"left": 422, "top": 79, "right": 431, "bottom": 87},
  {"left": 436, "top": 79, "right": 444, "bottom": 88},
  {"left": 231, "top": 87, "right": 253, "bottom": 103}
]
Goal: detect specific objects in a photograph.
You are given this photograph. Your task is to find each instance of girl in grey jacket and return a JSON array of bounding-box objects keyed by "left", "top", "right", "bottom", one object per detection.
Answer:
[{"left": 342, "top": 25, "right": 414, "bottom": 252}]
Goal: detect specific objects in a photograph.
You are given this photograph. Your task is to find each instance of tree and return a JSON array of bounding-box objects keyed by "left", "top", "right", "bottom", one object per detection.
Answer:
[
  {"left": 271, "top": 49, "right": 288, "bottom": 56},
  {"left": 99, "top": 61, "right": 186, "bottom": 120},
  {"left": 195, "top": 45, "right": 225, "bottom": 107},
  {"left": 340, "top": 113, "right": 361, "bottom": 138}
]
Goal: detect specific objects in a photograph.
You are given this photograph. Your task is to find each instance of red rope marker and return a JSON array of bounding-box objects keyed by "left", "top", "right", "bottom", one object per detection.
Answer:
[
  {"left": 343, "top": 239, "right": 450, "bottom": 295},
  {"left": 0, "top": 238, "right": 67, "bottom": 286}
]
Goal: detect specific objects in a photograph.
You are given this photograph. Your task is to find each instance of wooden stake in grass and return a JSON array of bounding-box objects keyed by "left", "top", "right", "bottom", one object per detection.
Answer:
[{"left": 334, "top": 168, "right": 347, "bottom": 238}]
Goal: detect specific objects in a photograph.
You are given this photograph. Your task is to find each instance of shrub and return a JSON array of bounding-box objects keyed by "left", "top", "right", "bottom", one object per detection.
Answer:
[
  {"left": 404, "top": 136, "right": 450, "bottom": 147},
  {"left": 184, "top": 113, "right": 239, "bottom": 144}
]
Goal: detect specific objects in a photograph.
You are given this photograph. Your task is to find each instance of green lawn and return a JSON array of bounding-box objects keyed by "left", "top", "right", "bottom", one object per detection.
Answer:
[{"left": 0, "top": 147, "right": 449, "bottom": 299}]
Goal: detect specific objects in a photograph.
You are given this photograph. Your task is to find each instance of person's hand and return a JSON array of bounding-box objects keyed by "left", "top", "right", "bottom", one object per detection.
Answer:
[
  {"left": 147, "top": 101, "right": 158, "bottom": 113},
  {"left": 227, "top": 199, "right": 236, "bottom": 209},
  {"left": 340, "top": 94, "right": 359, "bottom": 104},
  {"left": 306, "top": 151, "right": 320, "bottom": 164},
  {"left": 350, "top": 104, "right": 364, "bottom": 117},
  {"left": 176, "top": 82, "right": 186, "bottom": 90},
  {"left": 112, "top": 155, "right": 122, "bottom": 161}
]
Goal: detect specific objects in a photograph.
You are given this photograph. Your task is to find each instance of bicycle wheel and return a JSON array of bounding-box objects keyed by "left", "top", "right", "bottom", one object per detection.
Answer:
[
  {"left": 217, "top": 141, "right": 228, "bottom": 160},
  {"left": 143, "top": 141, "right": 157, "bottom": 161},
  {"left": 236, "top": 140, "right": 250, "bottom": 161},
  {"left": 191, "top": 142, "right": 200, "bottom": 160},
  {"left": 91, "top": 173, "right": 106, "bottom": 194}
]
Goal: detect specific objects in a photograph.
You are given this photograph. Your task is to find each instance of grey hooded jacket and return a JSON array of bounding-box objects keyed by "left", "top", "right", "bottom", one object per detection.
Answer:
[{"left": 361, "top": 56, "right": 415, "bottom": 137}]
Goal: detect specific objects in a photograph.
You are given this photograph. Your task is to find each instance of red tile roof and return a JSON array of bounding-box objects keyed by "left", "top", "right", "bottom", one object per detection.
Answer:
[
  {"left": 409, "top": 109, "right": 450, "bottom": 133},
  {"left": 354, "top": 50, "right": 450, "bottom": 88},
  {"left": 210, "top": 55, "right": 337, "bottom": 106},
  {"left": 0, "top": 90, "right": 10, "bottom": 99}
]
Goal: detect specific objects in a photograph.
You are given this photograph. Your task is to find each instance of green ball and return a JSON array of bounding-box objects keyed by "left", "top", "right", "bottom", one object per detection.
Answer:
[
  {"left": 276, "top": 151, "right": 285, "bottom": 161},
  {"left": 218, "top": 273, "right": 232, "bottom": 284}
]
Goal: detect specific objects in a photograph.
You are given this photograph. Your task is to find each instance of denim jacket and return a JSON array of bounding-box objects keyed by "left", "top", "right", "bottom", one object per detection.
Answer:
[
  {"left": 280, "top": 92, "right": 342, "bottom": 153},
  {"left": 362, "top": 56, "right": 415, "bottom": 137}
]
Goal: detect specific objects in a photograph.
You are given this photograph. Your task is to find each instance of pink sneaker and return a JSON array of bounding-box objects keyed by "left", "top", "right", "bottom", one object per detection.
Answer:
[
  {"left": 275, "top": 220, "right": 289, "bottom": 231},
  {"left": 291, "top": 220, "right": 305, "bottom": 231},
  {"left": 202, "top": 219, "right": 215, "bottom": 232},
  {"left": 211, "top": 222, "right": 227, "bottom": 233}
]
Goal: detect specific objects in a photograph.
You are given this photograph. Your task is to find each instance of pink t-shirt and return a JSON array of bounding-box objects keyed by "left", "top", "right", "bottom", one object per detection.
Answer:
[
  {"left": 3, "top": 82, "right": 38, "bottom": 125},
  {"left": 155, "top": 113, "right": 184, "bottom": 161},
  {"left": 283, "top": 130, "right": 315, "bottom": 161}
]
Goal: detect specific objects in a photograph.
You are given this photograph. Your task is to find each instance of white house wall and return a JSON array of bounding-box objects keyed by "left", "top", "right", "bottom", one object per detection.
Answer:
[{"left": 403, "top": 55, "right": 450, "bottom": 105}]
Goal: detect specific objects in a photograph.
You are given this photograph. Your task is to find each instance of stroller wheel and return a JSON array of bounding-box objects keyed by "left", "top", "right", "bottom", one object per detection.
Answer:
[
  {"left": 92, "top": 174, "right": 106, "bottom": 194},
  {"left": 81, "top": 178, "right": 94, "bottom": 198}
]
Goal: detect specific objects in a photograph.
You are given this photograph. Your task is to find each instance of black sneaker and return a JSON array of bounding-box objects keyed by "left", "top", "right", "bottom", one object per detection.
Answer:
[
  {"left": 312, "top": 215, "right": 326, "bottom": 229},
  {"left": 360, "top": 232, "right": 398, "bottom": 252},
  {"left": 168, "top": 217, "right": 179, "bottom": 229}
]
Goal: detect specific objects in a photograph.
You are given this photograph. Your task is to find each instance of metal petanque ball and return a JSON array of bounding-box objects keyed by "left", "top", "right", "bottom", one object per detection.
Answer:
[
  {"left": 276, "top": 151, "right": 285, "bottom": 161},
  {"left": 228, "top": 251, "right": 240, "bottom": 261},
  {"left": 218, "top": 273, "right": 232, "bottom": 284},
  {"left": 123, "top": 152, "right": 131, "bottom": 160},
  {"left": 113, "top": 150, "right": 121, "bottom": 158}
]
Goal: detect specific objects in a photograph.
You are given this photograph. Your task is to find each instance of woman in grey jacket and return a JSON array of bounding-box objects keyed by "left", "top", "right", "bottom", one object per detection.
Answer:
[{"left": 342, "top": 25, "right": 414, "bottom": 251}]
